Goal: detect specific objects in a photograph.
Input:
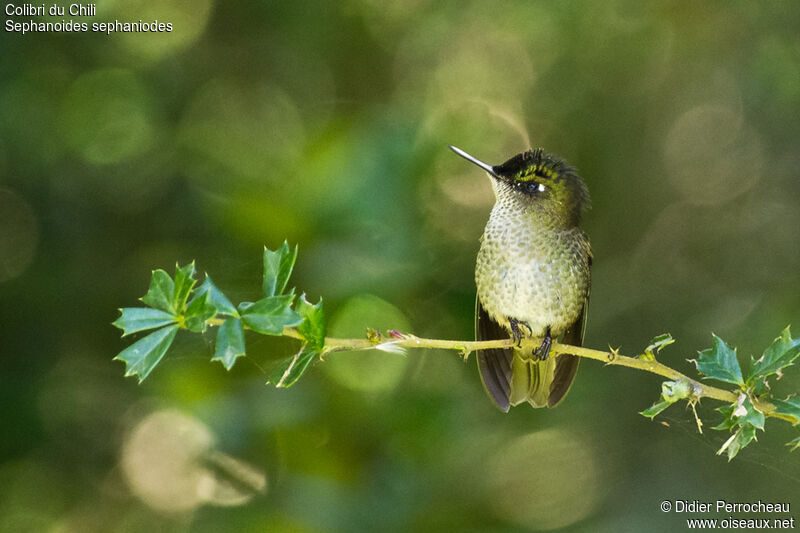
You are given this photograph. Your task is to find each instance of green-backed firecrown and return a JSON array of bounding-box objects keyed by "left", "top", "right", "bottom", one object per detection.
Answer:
[{"left": 450, "top": 145, "right": 592, "bottom": 411}]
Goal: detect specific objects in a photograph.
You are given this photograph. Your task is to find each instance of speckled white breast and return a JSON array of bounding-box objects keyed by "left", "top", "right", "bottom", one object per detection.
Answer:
[{"left": 475, "top": 201, "right": 590, "bottom": 337}]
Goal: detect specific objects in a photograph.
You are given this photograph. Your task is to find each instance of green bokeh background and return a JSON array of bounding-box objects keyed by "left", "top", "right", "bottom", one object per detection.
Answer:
[{"left": 2, "top": 1, "right": 799, "bottom": 531}]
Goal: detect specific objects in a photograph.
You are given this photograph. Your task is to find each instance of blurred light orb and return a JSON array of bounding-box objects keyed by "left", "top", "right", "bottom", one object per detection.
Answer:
[
  {"left": 0, "top": 188, "right": 38, "bottom": 282},
  {"left": 110, "top": 0, "right": 214, "bottom": 62},
  {"left": 418, "top": 99, "right": 531, "bottom": 157},
  {"left": 120, "top": 409, "right": 266, "bottom": 513},
  {"left": 663, "top": 103, "right": 763, "bottom": 206},
  {"left": 180, "top": 78, "right": 304, "bottom": 184},
  {"left": 61, "top": 68, "right": 154, "bottom": 165},
  {"left": 418, "top": 102, "right": 529, "bottom": 244},
  {"left": 418, "top": 152, "right": 491, "bottom": 243},
  {"left": 431, "top": 33, "right": 534, "bottom": 104},
  {"left": 324, "top": 294, "right": 411, "bottom": 392},
  {"left": 486, "top": 429, "right": 602, "bottom": 530},
  {"left": 393, "top": 4, "right": 557, "bottom": 108}
]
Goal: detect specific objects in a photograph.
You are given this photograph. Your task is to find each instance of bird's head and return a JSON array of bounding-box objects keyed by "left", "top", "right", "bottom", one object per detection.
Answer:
[{"left": 449, "top": 145, "right": 589, "bottom": 227}]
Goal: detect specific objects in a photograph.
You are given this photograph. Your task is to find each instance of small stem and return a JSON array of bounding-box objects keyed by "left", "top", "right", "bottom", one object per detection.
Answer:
[
  {"left": 206, "top": 320, "right": 779, "bottom": 416},
  {"left": 305, "top": 329, "right": 779, "bottom": 416},
  {"left": 316, "top": 333, "right": 737, "bottom": 400}
]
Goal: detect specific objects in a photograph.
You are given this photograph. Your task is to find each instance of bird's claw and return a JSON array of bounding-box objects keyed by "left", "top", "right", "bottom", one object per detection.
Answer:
[
  {"left": 535, "top": 329, "right": 552, "bottom": 360},
  {"left": 508, "top": 317, "right": 531, "bottom": 348}
]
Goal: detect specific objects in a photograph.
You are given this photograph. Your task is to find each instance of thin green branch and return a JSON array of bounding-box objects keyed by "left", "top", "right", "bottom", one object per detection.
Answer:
[
  {"left": 203, "top": 319, "right": 783, "bottom": 418},
  {"left": 280, "top": 326, "right": 788, "bottom": 419}
]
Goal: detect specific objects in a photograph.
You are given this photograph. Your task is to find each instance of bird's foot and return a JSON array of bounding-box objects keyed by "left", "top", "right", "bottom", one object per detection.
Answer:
[
  {"left": 508, "top": 317, "right": 532, "bottom": 347},
  {"left": 535, "top": 328, "right": 552, "bottom": 360}
]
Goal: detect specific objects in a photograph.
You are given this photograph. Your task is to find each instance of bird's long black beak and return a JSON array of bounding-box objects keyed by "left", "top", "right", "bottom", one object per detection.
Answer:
[{"left": 448, "top": 145, "right": 500, "bottom": 179}]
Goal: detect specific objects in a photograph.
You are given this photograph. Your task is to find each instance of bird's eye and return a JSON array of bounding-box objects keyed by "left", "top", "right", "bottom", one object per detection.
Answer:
[{"left": 527, "top": 182, "right": 545, "bottom": 194}]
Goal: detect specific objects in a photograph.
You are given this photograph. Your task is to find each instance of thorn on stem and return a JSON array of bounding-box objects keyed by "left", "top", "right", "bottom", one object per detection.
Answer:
[{"left": 607, "top": 345, "right": 621, "bottom": 363}]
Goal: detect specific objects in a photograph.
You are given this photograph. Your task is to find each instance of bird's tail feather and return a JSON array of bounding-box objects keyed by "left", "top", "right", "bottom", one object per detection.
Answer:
[{"left": 509, "top": 351, "right": 558, "bottom": 408}]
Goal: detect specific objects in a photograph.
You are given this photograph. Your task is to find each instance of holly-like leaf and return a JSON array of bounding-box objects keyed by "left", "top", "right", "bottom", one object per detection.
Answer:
[
  {"left": 184, "top": 291, "right": 217, "bottom": 333},
  {"left": 644, "top": 333, "right": 675, "bottom": 359},
  {"left": 267, "top": 346, "right": 318, "bottom": 388},
  {"left": 240, "top": 294, "right": 303, "bottom": 335},
  {"left": 772, "top": 396, "right": 800, "bottom": 425},
  {"left": 717, "top": 423, "right": 757, "bottom": 461},
  {"left": 737, "top": 395, "right": 765, "bottom": 430},
  {"left": 748, "top": 326, "right": 800, "bottom": 383},
  {"left": 712, "top": 404, "right": 737, "bottom": 431},
  {"left": 750, "top": 376, "right": 770, "bottom": 396},
  {"left": 212, "top": 317, "right": 245, "bottom": 370},
  {"left": 113, "top": 325, "right": 179, "bottom": 383},
  {"left": 262, "top": 242, "right": 298, "bottom": 297},
  {"left": 640, "top": 398, "right": 673, "bottom": 419},
  {"left": 691, "top": 335, "right": 744, "bottom": 386},
  {"left": 296, "top": 294, "right": 325, "bottom": 351},
  {"left": 140, "top": 269, "right": 176, "bottom": 313},
  {"left": 195, "top": 275, "right": 238, "bottom": 317},
  {"left": 172, "top": 262, "right": 197, "bottom": 313},
  {"left": 113, "top": 308, "right": 177, "bottom": 336},
  {"left": 640, "top": 380, "right": 695, "bottom": 420}
]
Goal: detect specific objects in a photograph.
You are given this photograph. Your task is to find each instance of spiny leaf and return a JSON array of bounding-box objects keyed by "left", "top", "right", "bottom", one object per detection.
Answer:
[
  {"left": 748, "top": 326, "right": 800, "bottom": 383},
  {"left": 239, "top": 294, "right": 303, "bottom": 335},
  {"left": 713, "top": 395, "right": 764, "bottom": 461},
  {"left": 184, "top": 291, "right": 217, "bottom": 333},
  {"left": 736, "top": 395, "right": 765, "bottom": 431},
  {"left": 640, "top": 380, "right": 692, "bottom": 420},
  {"left": 212, "top": 317, "right": 245, "bottom": 370},
  {"left": 640, "top": 398, "right": 673, "bottom": 419},
  {"left": 173, "top": 262, "right": 197, "bottom": 312},
  {"left": 772, "top": 396, "right": 800, "bottom": 425},
  {"left": 195, "top": 275, "right": 238, "bottom": 317},
  {"left": 717, "top": 423, "right": 757, "bottom": 461},
  {"left": 140, "top": 269, "right": 176, "bottom": 313},
  {"left": 712, "top": 404, "right": 737, "bottom": 431},
  {"left": 644, "top": 333, "right": 675, "bottom": 359},
  {"left": 113, "top": 308, "right": 177, "bottom": 336},
  {"left": 113, "top": 325, "right": 179, "bottom": 383},
  {"left": 691, "top": 334, "right": 744, "bottom": 386},
  {"left": 267, "top": 346, "right": 318, "bottom": 388},
  {"left": 262, "top": 242, "right": 298, "bottom": 297},
  {"left": 750, "top": 376, "right": 770, "bottom": 396},
  {"left": 296, "top": 294, "right": 325, "bottom": 351}
]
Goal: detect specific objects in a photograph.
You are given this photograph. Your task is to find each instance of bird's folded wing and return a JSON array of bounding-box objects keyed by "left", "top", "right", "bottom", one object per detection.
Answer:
[{"left": 475, "top": 296, "right": 513, "bottom": 412}]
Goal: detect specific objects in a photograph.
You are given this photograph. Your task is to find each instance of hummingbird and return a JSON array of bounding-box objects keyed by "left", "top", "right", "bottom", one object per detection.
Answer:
[{"left": 449, "top": 145, "right": 591, "bottom": 411}]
